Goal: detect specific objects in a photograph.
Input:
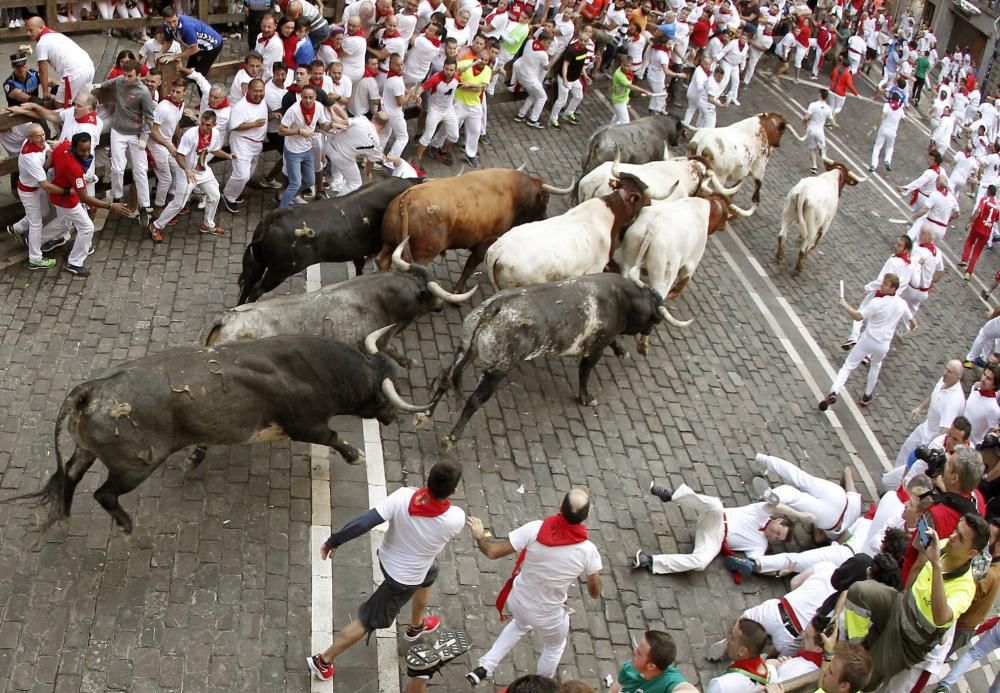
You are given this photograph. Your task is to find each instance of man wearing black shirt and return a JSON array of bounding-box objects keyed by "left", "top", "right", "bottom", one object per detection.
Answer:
[
  {"left": 549, "top": 24, "right": 593, "bottom": 129},
  {"left": 4, "top": 52, "right": 42, "bottom": 107}
]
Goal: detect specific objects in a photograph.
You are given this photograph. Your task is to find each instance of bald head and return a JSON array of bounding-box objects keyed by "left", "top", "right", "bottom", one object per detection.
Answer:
[
  {"left": 372, "top": 110, "right": 389, "bottom": 126},
  {"left": 26, "top": 123, "right": 44, "bottom": 138},
  {"left": 937, "top": 174, "right": 950, "bottom": 188},
  {"left": 25, "top": 16, "right": 46, "bottom": 41},
  {"left": 560, "top": 488, "right": 591, "bottom": 525},
  {"left": 919, "top": 226, "right": 935, "bottom": 243},
  {"left": 944, "top": 359, "right": 963, "bottom": 386}
]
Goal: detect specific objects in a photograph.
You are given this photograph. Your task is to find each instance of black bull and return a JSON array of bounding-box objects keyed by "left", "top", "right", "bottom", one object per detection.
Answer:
[
  {"left": 9, "top": 336, "right": 429, "bottom": 534},
  {"left": 581, "top": 114, "right": 682, "bottom": 174},
  {"left": 237, "top": 177, "right": 420, "bottom": 305}
]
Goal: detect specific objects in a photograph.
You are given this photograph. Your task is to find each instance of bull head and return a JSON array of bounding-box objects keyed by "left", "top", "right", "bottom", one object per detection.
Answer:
[
  {"left": 626, "top": 267, "right": 693, "bottom": 328},
  {"left": 364, "top": 325, "right": 434, "bottom": 412},
  {"left": 391, "top": 238, "right": 478, "bottom": 304}
]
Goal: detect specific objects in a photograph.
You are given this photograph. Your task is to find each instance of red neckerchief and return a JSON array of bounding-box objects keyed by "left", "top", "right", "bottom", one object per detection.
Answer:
[
  {"left": 20, "top": 139, "right": 45, "bottom": 155},
  {"left": 727, "top": 656, "right": 770, "bottom": 684},
  {"left": 322, "top": 36, "right": 339, "bottom": 48},
  {"left": 245, "top": 92, "right": 262, "bottom": 105},
  {"left": 624, "top": 69, "right": 635, "bottom": 81},
  {"left": 351, "top": 28, "right": 367, "bottom": 37},
  {"left": 363, "top": 66, "right": 378, "bottom": 79},
  {"left": 980, "top": 385, "right": 997, "bottom": 398},
  {"left": 930, "top": 164, "right": 941, "bottom": 174},
  {"left": 382, "top": 30, "right": 401, "bottom": 39},
  {"left": 532, "top": 40, "right": 545, "bottom": 52},
  {"left": 495, "top": 515, "right": 588, "bottom": 620},
  {"left": 301, "top": 102, "right": 316, "bottom": 126},
  {"left": 196, "top": 128, "right": 212, "bottom": 152},
  {"left": 701, "top": 64, "right": 711, "bottom": 76},
  {"left": 426, "top": 34, "right": 441, "bottom": 47},
  {"left": 408, "top": 488, "right": 451, "bottom": 517},
  {"left": 35, "top": 25, "right": 52, "bottom": 41},
  {"left": 875, "top": 290, "right": 888, "bottom": 297},
  {"left": 454, "top": 19, "right": 467, "bottom": 29},
  {"left": 629, "top": 32, "right": 642, "bottom": 42},
  {"left": 895, "top": 251, "right": 911, "bottom": 263},
  {"left": 309, "top": 76, "right": 325, "bottom": 88},
  {"left": 376, "top": 4, "right": 393, "bottom": 18},
  {"left": 287, "top": 83, "right": 303, "bottom": 94},
  {"left": 796, "top": 650, "right": 824, "bottom": 668},
  {"left": 653, "top": 44, "right": 669, "bottom": 52},
  {"left": 258, "top": 33, "right": 274, "bottom": 45},
  {"left": 890, "top": 100, "right": 903, "bottom": 110},
  {"left": 484, "top": 9, "right": 506, "bottom": 26},
  {"left": 738, "top": 38, "right": 746, "bottom": 49},
  {"left": 74, "top": 110, "right": 98, "bottom": 124},
  {"left": 387, "top": 69, "right": 403, "bottom": 78},
  {"left": 920, "top": 241, "right": 937, "bottom": 255},
  {"left": 214, "top": 98, "right": 230, "bottom": 109},
  {"left": 471, "top": 64, "right": 486, "bottom": 75}
]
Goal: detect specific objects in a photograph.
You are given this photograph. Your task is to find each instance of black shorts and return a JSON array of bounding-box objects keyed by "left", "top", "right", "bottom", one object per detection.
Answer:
[
  {"left": 865, "top": 47, "right": 877, "bottom": 60},
  {"left": 358, "top": 562, "right": 438, "bottom": 633}
]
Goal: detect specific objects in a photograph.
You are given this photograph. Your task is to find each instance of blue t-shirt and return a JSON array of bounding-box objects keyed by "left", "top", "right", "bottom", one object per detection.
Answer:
[
  {"left": 165, "top": 15, "right": 223, "bottom": 51},
  {"left": 656, "top": 21, "right": 676, "bottom": 39},
  {"left": 294, "top": 40, "right": 316, "bottom": 68},
  {"left": 3, "top": 69, "right": 41, "bottom": 105}
]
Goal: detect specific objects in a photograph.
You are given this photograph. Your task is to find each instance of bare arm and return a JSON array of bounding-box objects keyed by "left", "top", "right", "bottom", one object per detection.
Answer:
[
  {"left": 839, "top": 298, "right": 864, "bottom": 322},
  {"left": 586, "top": 571, "right": 602, "bottom": 598},
  {"left": 9, "top": 102, "right": 62, "bottom": 125},
  {"left": 467, "top": 516, "right": 518, "bottom": 560}
]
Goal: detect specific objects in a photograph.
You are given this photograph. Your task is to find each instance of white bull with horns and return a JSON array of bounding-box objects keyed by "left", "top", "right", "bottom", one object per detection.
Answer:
[{"left": 776, "top": 159, "right": 869, "bottom": 273}]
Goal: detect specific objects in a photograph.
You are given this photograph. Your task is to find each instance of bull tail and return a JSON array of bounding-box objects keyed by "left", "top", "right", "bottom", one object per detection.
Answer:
[
  {"left": 484, "top": 252, "right": 501, "bottom": 292},
  {"left": 633, "top": 228, "right": 655, "bottom": 278}
]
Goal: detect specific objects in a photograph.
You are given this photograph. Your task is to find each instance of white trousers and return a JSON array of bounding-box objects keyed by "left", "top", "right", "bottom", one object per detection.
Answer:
[
  {"left": 743, "top": 600, "right": 800, "bottom": 656},
  {"left": 848, "top": 51, "right": 862, "bottom": 74},
  {"left": 155, "top": 165, "right": 219, "bottom": 229},
  {"left": 517, "top": 77, "right": 547, "bottom": 123},
  {"left": 552, "top": 77, "right": 583, "bottom": 118},
  {"left": 871, "top": 129, "right": 897, "bottom": 168},
  {"left": 650, "top": 484, "right": 724, "bottom": 574},
  {"left": 478, "top": 591, "right": 569, "bottom": 679},
  {"left": 385, "top": 110, "right": 408, "bottom": 159},
  {"left": 611, "top": 103, "right": 631, "bottom": 125},
  {"left": 223, "top": 136, "right": 264, "bottom": 202},
  {"left": 697, "top": 105, "right": 717, "bottom": 128},
  {"left": 900, "top": 285, "right": 930, "bottom": 318},
  {"left": 148, "top": 142, "right": 173, "bottom": 207},
  {"left": 110, "top": 129, "right": 151, "bottom": 208},
  {"left": 327, "top": 149, "right": 363, "bottom": 197},
  {"left": 757, "top": 543, "right": 853, "bottom": 576},
  {"left": 420, "top": 106, "right": 458, "bottom": 147},
  {"left": 828, "top": 92, "right": 846, "bottom": 116},
  {"left": 743, "top": 47, "right": 766, "bottom": 85},
  {"left": 848, "top": 291, "right": 876, "bottom": 342},
  {"left": 967, "top": 316, "right": 1000, "bottom": 362},
  {"left": 830, "top": 332, "right": 890, "bottom": 397},
  {"left": 42, "top": 203, "right": 94, "bottom": 267},
  {"left": 646, "top": 73, "right": 666, "bottom": 113},
  {"left": 17, "top": 188, "right": 49, "bottom": 262},
  {"left": 54, "top": 66, "right": 95, "bottom": 109},
  {"left": 761, "top": 455, "right": 854, "bottom": 533},
  {"left": 454, "top": 103, "right": 482, "bottom": 158},
  {"left": 721, "top": 62, "right": 740, "bottom": 103}
]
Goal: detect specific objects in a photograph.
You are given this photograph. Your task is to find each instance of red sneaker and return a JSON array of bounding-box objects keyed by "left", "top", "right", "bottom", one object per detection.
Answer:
[
  {"left": 150, "top": 225, "right": 164, "bottom": 243},
  {"left": 404, "top": 615, "right": 441, "bottom": 641},
  {"left": 306, "top": 654, "right": 334, "bottom": 681},
  {"left": 199, "top": 224, "right": 225, "bottom": 236}
]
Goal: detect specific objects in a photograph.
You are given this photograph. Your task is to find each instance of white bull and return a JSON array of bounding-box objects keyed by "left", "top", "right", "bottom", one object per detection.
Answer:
[
  {"left": 776, "top": 160, "right": 868, "bottom": 273},
  {"left": 575, "top": 148, "right": 741, "bottom": 204},
  {"left": 687, "top": 112, "right": 806, "bottom": 205}
]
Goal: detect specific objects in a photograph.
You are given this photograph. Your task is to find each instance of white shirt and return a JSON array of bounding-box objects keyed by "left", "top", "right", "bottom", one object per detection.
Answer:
[
  {"left": 514, "top": 44, "right": 548, "bottom": 83},
  {"left": 699, "top": 77, "right": 725, "bottom": 112},
  {"left": 918, "top": 189, "right": 960, "bottom": 227},
  {"left": 964, "top": 384, "right": 1000, "bottom": 447},
  {"left": 280, "top": 100, "right": 330, "bottom": 154},
  {"left": 152, "top": 99, "right": 184, "bottom": 144},
  {"left": 264, "top": 80, "right": 288, "bottom": 133},
  {"left": 373, "top": 487, "right": 465, "bottom": 585},
  {"left": 918, "top": 378, "right": 967, "bottom": 441},
  {"left": 139, "top": 37, "right": 181, "bottom": 68},
  {"left": 377, "top": 32, "right": 410, "bottom": 72},
  {"left": 720, "top": 39, "right": 748, "bottom": 67},
  {"left": 951, "top": 152, "right": 979, "bottom": 185},
  {"left": 687, "top": 64, "right": 710, "bottom": 100},
  {"left": 228, "top": 67, "right": 255, "bottom": 105},
  {"left": 0, "top": 123, "right": 32, "bottom": 156},
  {"left": 228, "top": 96, "right": 268, "bottom": 143},
  {"left": 349, "top": 75, "right": 381, "bottom": 117},
  {"left": 866, "top": 253, "right": 913, "bottom": 293},
  {"left": 932, "top": 114, "right": 955, "bottom": 146},
  {"left": 329, "top": 116, "right": 383, "bottom": 161},
  {"left": 35, "top": 30, "right": 94, "bottom": 79},
  {"left": 405, "top": 35, "right": 441, "bottom": 84},
  {"left": 255, "top": 33, "right": 284, "bottom": 81},
  {"left": 176, "top": 126, "right": 221, "bottom": 172},
  {"left": 316, "top": 43, "right": 339, "bottom": 67},
  {"left": 507, "top": 519, "right": 602, "bottom": 615},
  {"left": 859, "top": 294, "right": 912, "bottom": 343},
  {"left": 381, "top": 74, "right": 406, "bottom": 115},
  {"left": 328, "top": 76, "right": 352, "bottom": 103},
  {"left": 806, "top": 100, "right": 832, "bottom": 135},
  {"left": 624, "top": 34, "right": 648, "bottom": 66},
  {"left": 847, "top": 34, "right": 866, "bottom": 56},
  {"left": 340, "top": 35, "right": 369, "bottom": 83},
  {"left": 707, "top": 663, "right": 778, "bottom": 693},
  {"left": 57, "top": 107, "right": 102, "bottom": 145},
  {"left": 909, "top": 243, "right": 944, "bottom": 288},
  {"left": 783, "top": 561, "right": 836, "bottom": 627},
  {"left": 725, "top": 503, "right": 773, "bottom": 559},
  {"left": 444, "top": 18, "right": 472, "bottom": 47},
  {"left": 482, "top": 8, "right": 508, "bottom": 39},
  {"left": 904, "top": 168, "right": 943, "bottom": 200},
  {"left": 397, "top": 12, "right": 418, "bottom": 41},
  {"left": 17, "top": 141, "right": 49, "bottom": 188},
  {"left": 647, "top": 48, "right": 671, "bottom": 79},
  {"left": 416, "top": 0, "right": 446, "bottom": 31},
  {"left": 878, "top": 102, "right": 905, "bottom": 135}
]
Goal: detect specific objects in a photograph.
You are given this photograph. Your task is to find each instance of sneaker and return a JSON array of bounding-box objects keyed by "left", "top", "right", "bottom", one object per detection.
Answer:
[
  {"left": 859, "top": 393, "right": 873, "bottom": 407},
  {"left": 958, "top": 260, "right": 968, "bottom": 268},
  {"left": 964, "top": 272, "right": 972, "bottom": 281},
  {"left": 730, "top": 98, "right": 741, "bottom": 106},
  {"left": 28, "top": 257, "right": 57, "bottom": 270},
  {"left": 885, "top": 162, "right": 893, "bottom": 171},
  {"left": 63, "top": 262, "right": 90, "bottom": 277},
  {"left": 87, "top": 244, "right": 96, "bottom": 256},
  {"left": 513, "top": 113, "right": 526, "bottom": 123},
  {"left": 41, "top": 236, "right": 70, "bottom": 254},
  {"left": 463, "top": 154, "right": 480, "bottom": 169},
  {"left": 178, "top": 207, "right": 191, "bottom": 216},
  {"left": 466, "top": 666, "right": 488, "bottom": 686},
  {"left": 974, "top": 357, "right": 988, "bottom": 368},
  {"left": 306, "top": 654, "right": 335, "bottom": 681},
  {"left": 564, "top": 113, "right": 579, "bottom": 125},
  {"left": 405, "top": 630, "right": 471, "bottom": 671},
  {"left": 964, "top": 360, "right": 976, "bottom": 369},
  {"left": 197, "top": 198, "right": 207, "bottom": 210},
  {"left": 982, "top": 289, "right": 991, "bottom": 301},
  {"left": 526, "top": 120, "right": 544, "bottom": 129},
  {"left": 291, "top": 195, "right": 308, "bottom": 205},
  {"left": 810, "top": 166, "right": 818, "bottom": 174},
  {"left": 754, "top": 453, "right": 770, "bottom": 476},
  {"left": 6, "top": 224, "right": 25, "bottom": 245},
  {"left": 649, "top": 481, "right": 672, "bottom": 502},
  {"left": 632, "top": 550, "right": 653, "bottom": 570},
  {"left": 150, "top": 225, "right": 164, "bottom": 243},
  {"left": 861, "top": 355, "right": 871, "bottom": 367},
  {"left": 222, "top": 197, "right": 241, "bottom": 213},
  {"left": 479, "top": 131, "right": 494, "bottom": 145},
  {"left": 867, "top": 165, "right": 875, "bottom": 173},
  {"left": 818, "top": 393, "right": 837, "bottom": 411},
  {"left": 404, "top": 615, "right": 441, "bottom": 641},
  {"left": 439, "top": 149, "right": 454, "bottom": 166},
  {"left": 199, "top": 224, "right": 225, "bottom": 236},
  {"left": 259, "top": 178, "right": 282, "bottom": 189},
  {"left": 725, "top": 555, "right": 755, "bottom": 577},
  {"left": 138, "top": 206, "right": 151, "bottom": 229},
  {"left": 549, "top": 118, "right": 560, "bottom": 129},
  {"left": 840, "top": 339, "right": 857, "bottom": 351},
  {"left": 752, "top": 476, "right": 777, "bottom": 503}
]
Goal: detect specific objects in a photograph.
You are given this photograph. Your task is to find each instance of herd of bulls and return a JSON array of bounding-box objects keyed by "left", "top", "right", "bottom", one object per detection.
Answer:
[{"left": 12, "top": 110, "right": 871, "bottom": 534}]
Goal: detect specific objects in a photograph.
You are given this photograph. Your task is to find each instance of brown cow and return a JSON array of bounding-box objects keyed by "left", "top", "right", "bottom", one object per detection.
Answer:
[{"left": 376, "top": 168, "right": 572, "bottom": 292}]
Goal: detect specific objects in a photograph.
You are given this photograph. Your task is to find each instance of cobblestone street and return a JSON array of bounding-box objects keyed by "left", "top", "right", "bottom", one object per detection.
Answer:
[{"left": 0, "top": 32, "right": 998, "bottom": 693}]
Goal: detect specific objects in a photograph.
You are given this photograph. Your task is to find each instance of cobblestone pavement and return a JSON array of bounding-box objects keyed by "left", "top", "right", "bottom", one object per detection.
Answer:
[{"left": 0, "top": 42, "right": 997, "bottom": 693}]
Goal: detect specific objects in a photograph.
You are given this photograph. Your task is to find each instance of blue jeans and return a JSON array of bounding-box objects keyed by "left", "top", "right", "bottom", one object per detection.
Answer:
[
  {"left": 940, "top": 620, "right": 1000, "bottom": 692},
  {"left": 280, "top": 148, "right": 315, "bottom": 208}
]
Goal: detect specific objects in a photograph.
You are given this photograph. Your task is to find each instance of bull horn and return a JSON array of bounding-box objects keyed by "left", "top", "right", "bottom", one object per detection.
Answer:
[
  {"left": 541, "top": 179, "right": 575, "bottom": 195},
  {"left": 785, "top": 123, "right": 808, "bottom": 142},
  {"left": 381, "top": 378, "right": 434, "bottom": 413},
  {"left": 678, "top": 121, "right": 699, "bottom": 132},
  {"left": 658, "top": 305, "right": 693, "bottom": 328},
  {"left": 611, "top": 145, "right": 622, "bottom": 180},
  {"left": 457, "top": 165, "right": 466, "bottom": 176},
  {"left": 730, "top": 202, "right": 757, "bottom": 217},
  {"left": 662, "top": 143, "right": 671, "bottom": 160},
  {"left": 516, "top": 160, "right": 527, "bottom": 172},
  {"left": 391, "top": 236, "right": 412, "bottom": 271},
  {"left": 365, "top": 324, "right": 396, "bottom": 354},
  {"left": 427, "top": 280, "right": 478, "bottom": 304},
  {"left": 847, "top": 169, "right": 869, "bottom": 183},
  {"left": 626, "top": 265, "right": 645, "bottom": 287},
  {"left": 706, "top": 171, "right": 742, "bottom": 196},
  {"left": 822, "top": 156, "right": 835, "bottom": 165}
]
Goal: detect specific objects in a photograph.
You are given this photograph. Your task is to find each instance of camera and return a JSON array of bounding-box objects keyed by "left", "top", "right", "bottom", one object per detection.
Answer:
[{"left": 914, "top": 445, "right": 947, "bottom": 478}]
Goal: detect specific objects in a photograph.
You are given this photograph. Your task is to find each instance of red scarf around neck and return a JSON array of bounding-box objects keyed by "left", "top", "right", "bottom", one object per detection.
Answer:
[
  {"left": 920, "top": 241, "right": 937, "bottom": 255},
  {"left": 364, "top": 66, "right": 379, "bottom": 79},
  {"left": 495, "top": 515, "right": 588, "bottom": 620},
  {"left": 652, "top": 44, "right": 669, "bottom": 52},
  {"left": 301, "top": 102, "right": 316, "bottom": 126},
  {"left": 387, "top": 68, "right": 403, "bottom": 78},
  {"left": 426, "top": 34, "right": 441, "bottom": 47},
  {"left": 980, "top": 384, "right": 997, "bottom": 398},
  {"left": 309, "top": 76, "right": 325, "bottom": 88},
  {"left": 75, "top": 111, "right": 98, "bottom": 124},
  {"left": 36, "top": 25, "right": 52, "bottom": 41},
  {"left": 796, "top": 650, "right": 824, "bottom": 668},
  {"left": 890, "top": 100, "right": 903, "bottom": 110},
  {"left": 258, "top": 33, "right": 274, "bottom": 45},
  {"left": 728, "top": 656, "right": 770, "bottom": 684},
  {"left": 408, "top": 488, "right": 452, "bottom": 517},
  {"left": 21, "top": 139, "right": 45, "bottom": 155},
  {"left": 214, "top": 98, "right": 230, "bottom": 109},
  {"left": 196, "top": 128, "right": 212, "bottom": 152},
  {"left": 532, "top": 40, "right": 545, "bottom": 52},
  {"left": 287, "top": 83, "right": 303, "bottom": 94},
  {"left": 382, "top": 30, "right": 401, "bottom": 39},
  {"left": 895, "top": 251, "right": 911, "bottom": 263}
]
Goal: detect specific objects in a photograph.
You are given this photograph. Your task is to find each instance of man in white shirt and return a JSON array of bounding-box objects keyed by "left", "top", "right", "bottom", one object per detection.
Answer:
[
  {"left": 148, "top": 79, "right": 188, "bottom": 215},
  {"left": 413, "top": 57, "right": 459, "bottom": 164},
  {"left": 819, "top": 273, "right": 914, "bottom": 409},
  {"left": 228, "top": 51, "right": 264, "bottom": 105},
  {"left": 465, "top": 489, "right": 602, "bottom": 685},
  {"left": 705, "top": 618, "right": 773, "bottom": 693},
  {"left": 870, "top": 92, "right": 906, "bottom": 172},
  {"left": 380, "top": 53, "right": 409, "bottom": 159},
  {"left": 803, "top": 88, "right": 832, "bottom": 174},
  {"left": 950, "top": 141, "right": 980, "bottom": 196},
  {"left": 683, "top": 55, "right": 712, "bottom": 126},
  {"left": 255, "top": 15, "right": 284, "bottom": 81},
  {"left": 741, "top": 562, "right": 837, "bottom": 656},
  {"left": 260, "top": 63, "right": 289, "bottom": 190},
  {"left": 307, "top": 462, "right": 466, "bottom": 684},
  {"left": 340, "top": 15, "right": 369, "bottom": 83},
  {"left": 908, "top": 175, "right": 960, "bottom": 243},
  {"left": 349, "top": 56, "right": 382, "bottom": 117},
  {"left": 223, "top": 79, "right": 268, "bottom": 213},
  {"left": 373, "top": 15, "right": 409, "bottom": 88},
  {"left": 512, "top": 31, "right": 551, "bottom": 128},
  {"left": 12, "top": 125, "right": 53, "bottom": 270},
  {"left": 405, "top": 23, "right": 444, "bottom": 88},
  {"left": 633, "top": 481, "right": 793, "bottom": 574},
  {"left": 965, "top": 304, "right": 1000, "bottom": 370},
  {"left": 899, "top": 226, "right": 945, "bottom": 324},
  {"left": 842, "top": 234, "right": 913, "bottom": 350},
  {"left": 278, "top": 84, "right": 332, "bottom": 207},
  {"left": 900, "top": 150, "right": 946, "bottom": 211},
  {"left": 26, "top": 18, "right": 95, "bottom": 109},
  {"left": 326, "top": 109, "right": 387, "bottom": 196},
  {"left": 445, "top": 8, "right": 474, "bottom": 47}
]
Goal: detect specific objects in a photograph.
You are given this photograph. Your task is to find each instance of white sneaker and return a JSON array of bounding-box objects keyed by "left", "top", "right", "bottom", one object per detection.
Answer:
[{"left": 291, "top": 195, "right": 308, "bottom": 205}]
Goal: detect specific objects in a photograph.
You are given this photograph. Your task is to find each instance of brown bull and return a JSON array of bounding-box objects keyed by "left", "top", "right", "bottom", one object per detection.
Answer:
[{"left": 375, "top": 168, "right": 572, "bottom": 291}]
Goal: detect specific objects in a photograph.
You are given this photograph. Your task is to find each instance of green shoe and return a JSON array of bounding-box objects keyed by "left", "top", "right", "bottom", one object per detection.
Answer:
[{"left": 28, "top": 257, "right": 57, "bottom": 270}]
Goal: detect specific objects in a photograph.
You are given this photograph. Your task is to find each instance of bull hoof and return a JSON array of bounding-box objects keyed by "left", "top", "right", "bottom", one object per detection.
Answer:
[
  {"left": 439, "top": 436, "right": 455, "bottom": 453},
  {"left": 413, "top": 412, "right": 430, "bottom": 429},
  {"left": 579, "top": 396, "right": 598, "bottom": 407},
  {"left": 345, "top": 450, "right": 366, "bottom": 466},
  {"left": 619, "top": 350, "right": 632, "bottom": 360},
  {"left": 184, "top": 448, "right": 207, "bottom": 472}
]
